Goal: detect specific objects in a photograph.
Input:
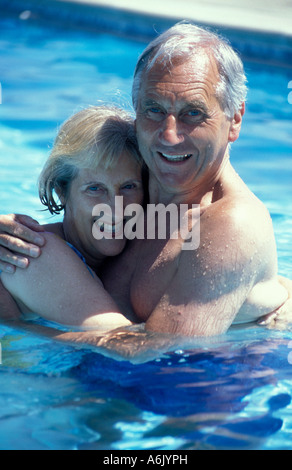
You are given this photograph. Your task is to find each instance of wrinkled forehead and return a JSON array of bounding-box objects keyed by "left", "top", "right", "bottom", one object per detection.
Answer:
[
  {"left": 76, "top": 151, "right": 142, "bottom": 181},
  {"left": 138, "top": 49, "right": 221, "bottom": 106},
  {"left": 147, "top": 47, "right": 219, "bottom": 80}
]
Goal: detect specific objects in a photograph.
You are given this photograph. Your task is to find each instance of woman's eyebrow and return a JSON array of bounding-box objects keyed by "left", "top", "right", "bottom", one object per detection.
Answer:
[
  {"left": 121, "top": 179, "right": 142, "bottom": 185},
  {"left": 82, "top": 180, "right": 104, "bottom": 187}
]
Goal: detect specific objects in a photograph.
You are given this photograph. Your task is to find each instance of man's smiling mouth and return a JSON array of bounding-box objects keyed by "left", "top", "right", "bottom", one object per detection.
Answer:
[{"left": 159, "top": 152, "right": 193, "bottom": 163}]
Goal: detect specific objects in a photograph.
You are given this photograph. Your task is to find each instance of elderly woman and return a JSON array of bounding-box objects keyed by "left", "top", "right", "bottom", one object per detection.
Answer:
[{"left": 0, "top": 106, "right": 144, "bottom": 330}]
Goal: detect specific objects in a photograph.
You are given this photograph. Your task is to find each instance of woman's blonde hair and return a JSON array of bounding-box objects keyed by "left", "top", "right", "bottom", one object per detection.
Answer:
[{"left": 39, "top": 105, "right": 142, "bottom": 215}]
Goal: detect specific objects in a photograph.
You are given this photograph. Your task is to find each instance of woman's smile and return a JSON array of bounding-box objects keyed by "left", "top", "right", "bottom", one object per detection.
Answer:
[{"left": 62, "top": 153, "right": 144, "bottom": 266}]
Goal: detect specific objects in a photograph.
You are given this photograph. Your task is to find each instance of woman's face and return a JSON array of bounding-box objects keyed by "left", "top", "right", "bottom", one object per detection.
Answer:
[{"left": 63, "top": 152, "right": 144, "bottom": 265}]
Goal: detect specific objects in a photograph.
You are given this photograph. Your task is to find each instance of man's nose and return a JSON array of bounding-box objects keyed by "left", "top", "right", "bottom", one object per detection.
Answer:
[{"left": 159, "top": 114, "right": 184, "bottom": 146}]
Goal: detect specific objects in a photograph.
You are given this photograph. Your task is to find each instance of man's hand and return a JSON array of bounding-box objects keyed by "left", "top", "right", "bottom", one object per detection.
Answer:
[
  {"left": 0, "top": 214, "right": 45, "bottom": 273},
  {"left": 258, "top": 276, "right": 292, "bottom": 330}
]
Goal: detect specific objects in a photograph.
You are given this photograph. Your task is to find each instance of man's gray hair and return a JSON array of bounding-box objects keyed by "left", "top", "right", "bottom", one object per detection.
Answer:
[{"left": 132, "top": 22, "right": 247, "bottom": 118}]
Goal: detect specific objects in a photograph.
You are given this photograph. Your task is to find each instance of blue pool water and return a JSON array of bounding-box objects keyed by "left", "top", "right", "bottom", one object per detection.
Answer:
[{"left": 0, "top": 11, "right": 292, "bottom": 450}]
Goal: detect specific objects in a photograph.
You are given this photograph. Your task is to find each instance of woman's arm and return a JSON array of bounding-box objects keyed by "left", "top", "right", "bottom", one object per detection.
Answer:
[
  {"left": 0, "top": 279, "right": 22, "bottom": 320},
  {"left": 0, "top": 232, "right": 131, "bottom": 331}
]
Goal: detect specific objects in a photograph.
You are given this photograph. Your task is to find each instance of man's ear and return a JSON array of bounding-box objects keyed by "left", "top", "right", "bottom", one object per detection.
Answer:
[{"left": 228, "top": 102, "right": 245, "bottom": 143}]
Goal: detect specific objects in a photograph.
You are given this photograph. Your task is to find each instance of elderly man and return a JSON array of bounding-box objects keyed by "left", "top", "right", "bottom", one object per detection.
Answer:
[{"left": 0, "top": 23, "right": 291, "bottom": 343}]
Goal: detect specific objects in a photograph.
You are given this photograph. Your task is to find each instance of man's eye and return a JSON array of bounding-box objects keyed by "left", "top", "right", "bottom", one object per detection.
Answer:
[
  {"left": 188, "top": 110, "right": 201, "bottom": 116},
  {"left": 145, "top": 107, "right": 165, "bottom": 121},
  {"left": 182, "top": 109, "right": 207, "bottom": 123}
]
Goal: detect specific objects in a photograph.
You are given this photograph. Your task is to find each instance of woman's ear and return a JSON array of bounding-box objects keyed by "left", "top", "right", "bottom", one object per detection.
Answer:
[{"left": 228, "top": 102, "right": 245, "bottom": 143}]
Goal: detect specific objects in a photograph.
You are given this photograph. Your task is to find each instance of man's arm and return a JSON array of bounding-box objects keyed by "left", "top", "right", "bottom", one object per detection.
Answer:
[
  {"left": 3, "top": 320, "right": 185, "bottom": 364},
  {"left": 258, "top": 276, "right": 292, "bottom": 330},
  {"left": 0, "top": 214, "right": 45, "bottom": 273}
]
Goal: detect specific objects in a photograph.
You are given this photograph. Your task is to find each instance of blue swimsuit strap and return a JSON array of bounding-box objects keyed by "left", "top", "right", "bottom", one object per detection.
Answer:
[{"left": 66, "top": 242, "right": 95, "bottom": 278}]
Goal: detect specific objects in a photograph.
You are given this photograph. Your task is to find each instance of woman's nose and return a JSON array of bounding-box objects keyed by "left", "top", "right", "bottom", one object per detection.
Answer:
[
  {"left": 108, "top": 194, "right": 124, "bottom": 223},
  {"left": 159, "top": 115, "right": 184, "bottom": 146}
]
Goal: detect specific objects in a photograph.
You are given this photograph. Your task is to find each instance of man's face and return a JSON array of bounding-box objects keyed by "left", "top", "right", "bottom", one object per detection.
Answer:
[{"left": 135, "top": 49, "right": 240, "bottom": 197}]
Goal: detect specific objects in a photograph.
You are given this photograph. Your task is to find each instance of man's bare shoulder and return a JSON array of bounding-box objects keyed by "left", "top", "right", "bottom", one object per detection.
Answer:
[
  {"left": 202, "top": 185, "right": 273, "bottom": 243},
  {"left": 181, "top": 189, "right": 275, "bottom": 281}
]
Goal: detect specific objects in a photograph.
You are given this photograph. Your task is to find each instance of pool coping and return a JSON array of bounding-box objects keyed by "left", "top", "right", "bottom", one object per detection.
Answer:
[
  {"left": 1, "top": 0, "right": 292, "bottom": 67},
  {"left": 60, "top": 0, "right": 292, "bottom": 38}
]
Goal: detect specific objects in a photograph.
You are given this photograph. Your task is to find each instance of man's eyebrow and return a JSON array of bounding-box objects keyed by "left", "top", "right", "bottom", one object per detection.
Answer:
[
  {"left": 143, "top": 98, "right": 161, "bottom": 106},
  {"left": 183, "top": 100, "right": 209, "bottom": 113},
  {"left": 142, "top": 97, "right": 209, "bottom": 112}
]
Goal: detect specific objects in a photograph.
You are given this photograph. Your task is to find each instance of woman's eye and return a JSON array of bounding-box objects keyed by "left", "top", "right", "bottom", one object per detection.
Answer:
[
  {"left": 122, "top": 183, "right": 136, "bottom": 190},
  {"left": 88, "top": 186, "right": 102, "bottom": 193}
]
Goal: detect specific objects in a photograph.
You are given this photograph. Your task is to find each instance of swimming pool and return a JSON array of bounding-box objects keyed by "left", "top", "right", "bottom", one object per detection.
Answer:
[{"left": 1, "top": 9, "right": 292, "bottom": 451}]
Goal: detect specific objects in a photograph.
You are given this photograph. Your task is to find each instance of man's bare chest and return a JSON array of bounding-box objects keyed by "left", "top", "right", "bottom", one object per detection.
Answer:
[{"left": 102, "top": 238, "right": 182, "bottom": 321}]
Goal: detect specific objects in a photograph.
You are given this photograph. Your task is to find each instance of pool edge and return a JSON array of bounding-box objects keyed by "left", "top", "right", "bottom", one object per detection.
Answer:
[{"left": 1, "top": 0, "right": 292, "bottom": 67}]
